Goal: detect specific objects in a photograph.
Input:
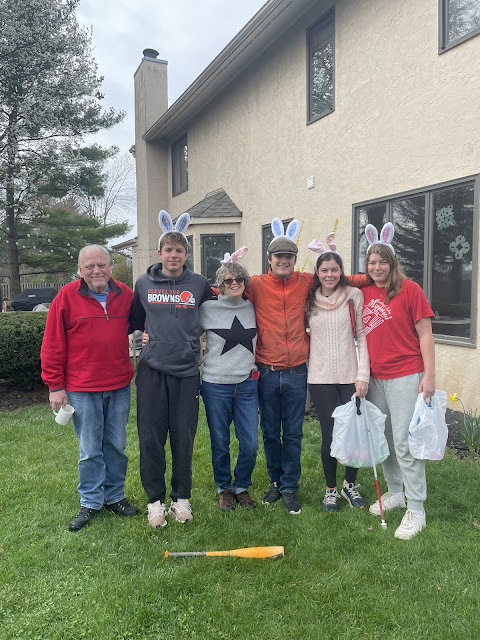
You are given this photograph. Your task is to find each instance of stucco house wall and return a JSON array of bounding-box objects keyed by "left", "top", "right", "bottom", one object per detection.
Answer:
[{"left": 133, "top": 0, "right": 480, "bottom": 406}]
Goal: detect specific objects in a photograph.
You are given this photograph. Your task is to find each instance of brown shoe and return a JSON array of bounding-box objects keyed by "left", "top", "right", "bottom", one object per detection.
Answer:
[
  {"left": 235, "top": 490, "right": 256, "bottom": 509},
  {"left": 218, "top": 489, "right": 235, "bottom": 511}
]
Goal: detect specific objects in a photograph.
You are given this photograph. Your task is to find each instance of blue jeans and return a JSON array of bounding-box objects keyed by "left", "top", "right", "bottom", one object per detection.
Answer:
[
  {"left": 201, "top": 378, "right": 259, "bottom": 492},
  {"left": 257, "top": 363, "right": 307, "bottom": 493},
  {"left": 67, "top": 385, "right": 131, "bottom": 510}
]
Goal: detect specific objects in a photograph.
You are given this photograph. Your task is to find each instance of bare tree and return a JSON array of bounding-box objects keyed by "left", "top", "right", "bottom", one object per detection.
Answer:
[{"left": 76, "top": 152, "right": 136, "bottom": 226}]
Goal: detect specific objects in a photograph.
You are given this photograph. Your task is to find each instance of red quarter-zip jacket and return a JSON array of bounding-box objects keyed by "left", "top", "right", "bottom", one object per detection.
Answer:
[{"left": 41, "top": 278, "right": 134, "bottom": 392}]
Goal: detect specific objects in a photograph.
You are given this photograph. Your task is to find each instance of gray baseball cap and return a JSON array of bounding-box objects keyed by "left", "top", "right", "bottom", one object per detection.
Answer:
[{"left": 267, "top": 237, "right": 298, "bottom": 255}]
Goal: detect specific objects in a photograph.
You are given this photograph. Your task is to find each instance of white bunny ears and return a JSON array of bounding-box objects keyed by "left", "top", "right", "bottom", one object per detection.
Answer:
[
  {"left": 220, "top": 246, "right": 248, "bottom": 265},
  {"left": 271, "top": 218, "right": 301, "bottom": 242},
  {"left": 365, "top": 222, "right": 395, "bottom": 254},
  {"left": 308, "top": 233, "right": 343, "bottom": 265},
  {"left": 267, "top": 218, "right": 301, "bottom": 254},
  {"left": 158, "top": 210, "right": 191, "bottom": 248}
]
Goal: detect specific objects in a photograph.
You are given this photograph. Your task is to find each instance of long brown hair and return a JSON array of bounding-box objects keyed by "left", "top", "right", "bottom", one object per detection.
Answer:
[
  {"left": 305, "top": 252, "right": 349, "bottom": 317},
  {"left": 365, "top": 244, "right": 407, "bottom": 303}
]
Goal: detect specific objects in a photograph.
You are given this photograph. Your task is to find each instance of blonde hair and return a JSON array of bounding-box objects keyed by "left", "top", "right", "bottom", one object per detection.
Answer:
[{"left": 365, "top": 244, "right": 406, "bottom": 303}]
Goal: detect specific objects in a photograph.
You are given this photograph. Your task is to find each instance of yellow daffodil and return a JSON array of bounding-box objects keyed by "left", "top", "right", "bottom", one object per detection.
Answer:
[{"left": 450, "top": 393, "right": 458, "bottom": 404}]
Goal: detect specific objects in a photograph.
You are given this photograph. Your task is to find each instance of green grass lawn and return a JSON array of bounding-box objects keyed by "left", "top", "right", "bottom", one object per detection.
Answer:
[{"left": 1, "top": 388, "right": 479, "bottom": 640}]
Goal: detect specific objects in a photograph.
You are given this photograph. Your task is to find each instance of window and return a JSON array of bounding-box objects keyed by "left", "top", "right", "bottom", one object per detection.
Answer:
[
  {"left": 307, "top": 8, "right": 335, "bottom": 124},
  {"left": 440, "top": 0, "right": 480, "bottom": 51},
  {"left": 353, "top": 177, "right": 477, "bottom": 345},
  {"left": 201, "top": 234, "right": 234, "bottom": 285},
  {"left": 262, "top": 219, "right": 293, "bottom": 274},
  {"left": 185, "top": 235, "right": 194, "bottom": 272},
  {"left": 172, "top": 134, "right": 188, "bottom": 196}
]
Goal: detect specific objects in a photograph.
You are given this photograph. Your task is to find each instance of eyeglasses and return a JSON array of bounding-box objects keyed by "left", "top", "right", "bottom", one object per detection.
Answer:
[
  {"left": 223, "top": 277, "right": 245, "bottom": 285},
  {"left": 82, "top": 263, "right": 110, "bottom": 271}
]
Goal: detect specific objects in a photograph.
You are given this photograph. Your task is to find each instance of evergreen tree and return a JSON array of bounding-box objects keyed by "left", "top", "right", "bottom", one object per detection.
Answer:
[
  {"left": 14, "top": 204, "right": 130, "bottom": 279},
  {"left": 0, "top": 0, "right": 125, "bottom": 297}
]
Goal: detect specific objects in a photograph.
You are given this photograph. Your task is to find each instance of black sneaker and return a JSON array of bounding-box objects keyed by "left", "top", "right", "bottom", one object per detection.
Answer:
[
  {"left": 69, "top": 506, "right": 100, "bottom": 532},
  {"left": 105, "top": 498, "right": 140, "bottom": 517},
  {"left": 322, "top": 488, "right": 339, "bottom": 512},
  {"left": 341, "top": 483, "right": 366, "bottom": 509},
  {"left": 282, "top": 492, "right": 301, "bottom": 515},
  {"left": 262, "top": 482, "right": 281, "bottom": 504}
]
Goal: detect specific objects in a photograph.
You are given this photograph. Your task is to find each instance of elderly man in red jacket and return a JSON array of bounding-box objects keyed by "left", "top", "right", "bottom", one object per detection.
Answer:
[{"left": 41, "top": 245, "right": 139, "bottom": 532}]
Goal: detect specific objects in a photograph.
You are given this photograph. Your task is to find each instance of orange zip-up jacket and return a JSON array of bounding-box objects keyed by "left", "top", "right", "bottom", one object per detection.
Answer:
[{"left": 246, "top": 271, "right": 367, "bottom": 369}]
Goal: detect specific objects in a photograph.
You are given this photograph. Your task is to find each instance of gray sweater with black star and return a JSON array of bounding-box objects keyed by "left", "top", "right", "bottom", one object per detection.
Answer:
[{"left": 200, "top": 295, "right": 257, "bottom": 384}]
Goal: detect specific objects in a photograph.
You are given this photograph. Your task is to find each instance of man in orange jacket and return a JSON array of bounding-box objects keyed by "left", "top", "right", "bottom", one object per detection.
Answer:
[{"left": 247, "top": 234, "right": 313, "bottom": 515}]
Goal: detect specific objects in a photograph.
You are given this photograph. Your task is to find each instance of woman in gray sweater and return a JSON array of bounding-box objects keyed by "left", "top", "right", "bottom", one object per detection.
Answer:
[{"left": 200, "top": 248, "right": 258, "bottom": 511}]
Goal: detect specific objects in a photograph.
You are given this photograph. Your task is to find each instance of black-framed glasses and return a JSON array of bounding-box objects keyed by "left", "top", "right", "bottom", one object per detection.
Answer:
[{"left": 223, "top": 277, "right": 245, "bottom": 285}]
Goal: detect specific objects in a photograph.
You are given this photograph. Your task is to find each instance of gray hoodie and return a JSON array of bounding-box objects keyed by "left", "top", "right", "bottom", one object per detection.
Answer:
[{"left": 130, "top": 263, "right": 214, "bottom": 377}]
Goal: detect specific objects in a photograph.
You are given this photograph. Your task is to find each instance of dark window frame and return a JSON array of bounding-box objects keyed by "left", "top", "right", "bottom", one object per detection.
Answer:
[
  {"left": 262, "top": 218, "right": 293, "bottom": 274},
  {"left": 352, "top": 174, "right": 479, "bottom": 347},
  {"left": 200, "top": 233, "right": 235, "bottom": 284},
  {"left": 185, "top": 234, "right": 194, "bottom": 272},
  {"left": 171, "top": 134, "right": 188, "bottom": 196},
  {"left": 439, "top": 0, "right": 480, "bottom": 52},
  {"left": 306, "top": 7, "right": 335, "bottom": 125}
]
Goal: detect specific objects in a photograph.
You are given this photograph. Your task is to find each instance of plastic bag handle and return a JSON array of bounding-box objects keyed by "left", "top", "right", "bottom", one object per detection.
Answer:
[{"left": 355, "top": 396, "right": 361, "bottom": 415}]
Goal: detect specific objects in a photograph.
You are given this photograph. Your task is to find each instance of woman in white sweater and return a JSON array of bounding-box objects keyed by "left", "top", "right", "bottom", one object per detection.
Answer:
[{"left": 306, "top": 236, "right": 370, "bottom": 513}]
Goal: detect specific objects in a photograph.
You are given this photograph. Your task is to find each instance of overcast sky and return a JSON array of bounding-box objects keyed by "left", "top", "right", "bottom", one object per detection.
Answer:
[{"left": 77, "top": 0, "right": 266, "bottom": 154}]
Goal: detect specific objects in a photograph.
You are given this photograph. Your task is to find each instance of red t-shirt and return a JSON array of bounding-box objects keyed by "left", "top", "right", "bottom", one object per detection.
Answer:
[{"left": 362, "top": 279, "right": 434, "bottom": 380}]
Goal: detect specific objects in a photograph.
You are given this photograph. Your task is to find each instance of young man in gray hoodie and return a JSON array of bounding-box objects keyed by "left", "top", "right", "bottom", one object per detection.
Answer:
[{"left": 130, "top": 230, "right": 214, "bottom": 528}]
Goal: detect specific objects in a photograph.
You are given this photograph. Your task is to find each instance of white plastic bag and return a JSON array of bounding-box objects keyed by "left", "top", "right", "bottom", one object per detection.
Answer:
[
  {"left": 331, "top": 396, "right": 389, "bottom": 468},
  {"left": 408, "top": 390, "right": 448, "bottom": 461}
]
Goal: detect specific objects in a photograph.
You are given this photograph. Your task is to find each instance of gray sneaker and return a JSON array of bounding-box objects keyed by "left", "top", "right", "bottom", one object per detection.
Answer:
[
  {"left": 341, "top": 483, "right": 366, "bottom": 509},
  {"left": 322, "top": 489, "right": 339, "bottom": 512},
  {"left": 282, "top": 492, "right": 301, "bottom": 515},
  {"left": 262, "top": 482, "right": 281, "bottom": 504}
]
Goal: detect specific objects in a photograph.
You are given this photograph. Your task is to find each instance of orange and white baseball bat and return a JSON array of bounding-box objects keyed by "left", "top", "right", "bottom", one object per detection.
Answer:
[{"left": 165, "top": 546, "right": 284, "bottom": 559}]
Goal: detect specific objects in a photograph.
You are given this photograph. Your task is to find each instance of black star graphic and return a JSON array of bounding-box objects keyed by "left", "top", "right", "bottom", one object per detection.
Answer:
[{"left": 210, "top": 315, "right": 257, "bottom": 355}]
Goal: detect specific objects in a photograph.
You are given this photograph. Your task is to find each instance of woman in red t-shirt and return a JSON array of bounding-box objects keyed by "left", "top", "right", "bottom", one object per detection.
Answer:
[{"left": 362, "top": 223, "right": 435, "bottom": 540}]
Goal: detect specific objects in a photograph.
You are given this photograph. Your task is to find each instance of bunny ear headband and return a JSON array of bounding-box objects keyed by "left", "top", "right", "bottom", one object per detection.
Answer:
[
  {"left": 271, "top": 218, "right": 301, "bottom": 242},
  {"left": 365, "top": 222, "right": 395, "bottom": 254},
  {"left": 220, "top": 246, "right": 248, "bottom": 265},
  {"left": 308, "top": 232, "right": 343, "bottom": 265},
  {"left": 158, "top": 210, "right": 191, "bottom": 248}
]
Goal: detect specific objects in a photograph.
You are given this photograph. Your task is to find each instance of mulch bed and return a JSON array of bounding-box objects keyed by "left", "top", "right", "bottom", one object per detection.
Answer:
[
  {"left": 0, "top": 379, "right": 48, "bottom": 412},
  {"left": 0, "top": 379, "right": 475, "bottom": 460}
]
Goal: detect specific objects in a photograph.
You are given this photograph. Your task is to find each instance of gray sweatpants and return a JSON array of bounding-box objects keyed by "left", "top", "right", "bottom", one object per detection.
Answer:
[{"left": 367, "top": 373, "right": 426, "bottom": 511}]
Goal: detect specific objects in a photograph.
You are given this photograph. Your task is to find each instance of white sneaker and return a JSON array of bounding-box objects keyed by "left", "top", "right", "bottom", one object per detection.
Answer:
[
  {"left": 147, "top": 500, "right": 167, "bottom": 529},
  {"left": 394, "top": 509, "right": 426, "bottom": 540},
  {"left": 369, "top": 491, "right": 405, "bottom": 516},
  {"left": 169, "top": 499, "right": 193, "bottom": 523}
]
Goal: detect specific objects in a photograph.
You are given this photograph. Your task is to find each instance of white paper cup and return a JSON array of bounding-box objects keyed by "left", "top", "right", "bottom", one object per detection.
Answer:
[{"left": 53, "top": 404, "right": 75, "bottom": 426}]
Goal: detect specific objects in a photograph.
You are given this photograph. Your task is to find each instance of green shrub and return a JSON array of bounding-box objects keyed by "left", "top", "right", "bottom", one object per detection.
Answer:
[{"left": 0, "top": 312, "right": 47, "bottom": 389}]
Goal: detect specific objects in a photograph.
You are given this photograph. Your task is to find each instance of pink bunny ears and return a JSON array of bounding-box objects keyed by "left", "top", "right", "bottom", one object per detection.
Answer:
[
  {"left": 158, "top": 210, "right": 191, "bottom": 247},
  {"left": 365, "top": 222, "right": 395, "bottom": 254},
  {"left": 220, "top": 246, "right": 248, "bottom": 265},
  {"left": 308, "top": 233, "right": 343, "bottom": 265}
]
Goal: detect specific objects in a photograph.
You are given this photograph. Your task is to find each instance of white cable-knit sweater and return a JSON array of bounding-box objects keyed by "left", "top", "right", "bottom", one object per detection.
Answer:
[{"left": 307, "top": 286, "right": 370, "bottom": 385}]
